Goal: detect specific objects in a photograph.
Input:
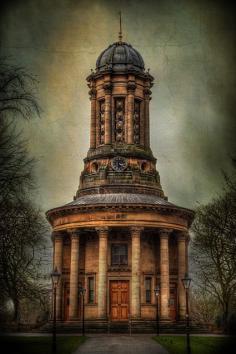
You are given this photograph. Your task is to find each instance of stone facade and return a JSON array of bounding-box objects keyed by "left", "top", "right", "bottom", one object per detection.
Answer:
[{"left": 46, "top": 38, "right": 194, "bottom": 326}]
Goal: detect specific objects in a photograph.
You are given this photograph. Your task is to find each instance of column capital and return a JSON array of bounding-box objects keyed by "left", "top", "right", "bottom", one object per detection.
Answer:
[
  {"left": 52, "top": 231, "right": 64, "bottom": 241},
  {"left": 67, "top": 228, "right": 81, "bottom": 239},
  {"left": 176, "top": 230, "right": 189, "bottom": 241},
  {"left": 96, "top": 227, "right": 109, "bottom": 237},
  {"left": 130, "top": 226, "right": 144, "bottom": 235},
  {"left": 159, "top": 228, "right": 173, "bottom": 238}
]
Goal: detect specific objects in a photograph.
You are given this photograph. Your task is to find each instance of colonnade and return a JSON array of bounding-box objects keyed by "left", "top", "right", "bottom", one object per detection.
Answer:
[
  {"left": 89, "top": 75, "right": 151, "bottom": 149},
  {"left": 53, "top": 227, "right": 188, "bottom": 321}
]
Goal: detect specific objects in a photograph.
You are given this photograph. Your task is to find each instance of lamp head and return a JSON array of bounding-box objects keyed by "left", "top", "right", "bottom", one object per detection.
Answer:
[
  {"left": 181, "top": 273, "right": 192, "bottom": 290},
  {"left": 154, "top": 285, "right": 160, "bottom": 296},
  {"left": 51, "top": 267, "right": 61, "bottom": 287},
  {"left": 79, "top": 286, "right": 86, "bottom": 295}
]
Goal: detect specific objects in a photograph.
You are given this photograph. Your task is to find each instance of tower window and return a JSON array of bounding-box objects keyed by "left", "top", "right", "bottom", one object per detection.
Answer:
[
  {"left": 111, "top": 243, "right": 128, "bottom": 265},
  {"left": 133, "top": 100, "right": 140, "bottom": 144},
  {"left": 114, "top": 98, "right": 125, "bottom": 143},
  {"left": 145, "top": 277, "right": 152, "bottom": 303},
  {"left": 88, "top": 277, "right": 95, "bottom": 303},
  {"left": 99, "top": 100, "right": 105, "bottom": 145}
]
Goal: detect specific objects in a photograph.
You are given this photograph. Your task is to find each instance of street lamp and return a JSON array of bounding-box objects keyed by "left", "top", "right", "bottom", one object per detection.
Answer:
[
  {"left": 51, "top": 267, "right": 61, "bottom": 354},
  {"left": 79, "top": 286, "right": 86, "bottom": 336},
  {"left": 154, "top": 285, "right": 160, "bottom": 336},
  {"left": 182, "top": 273, "right": 192, "bottom": 354}
]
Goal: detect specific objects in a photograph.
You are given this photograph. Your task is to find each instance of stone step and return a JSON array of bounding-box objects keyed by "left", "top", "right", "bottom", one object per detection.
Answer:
[{"left": 39, "top": 320, "right": 209, "bottom": 334}]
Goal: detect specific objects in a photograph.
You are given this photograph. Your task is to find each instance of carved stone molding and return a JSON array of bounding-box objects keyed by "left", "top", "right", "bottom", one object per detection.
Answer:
[
  {"left": 144, "top": 88, "right": 152, "bottom": 98},
  {"left": 103, "top": 82, "right": 112, "bottom": 94},
  {"left": 89, "top": 87, "right": 96, "bottom": 99},
  {"left": 127, "top": 82, "right": 136, "bottom": 93}
]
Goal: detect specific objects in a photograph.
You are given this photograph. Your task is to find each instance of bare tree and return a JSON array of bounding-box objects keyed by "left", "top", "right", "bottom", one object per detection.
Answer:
[
  {"left": 0, "top": 59, "right": 50, "bottom": 325},
  {"left": 191, "top": 191, "right": 236, "bottom": 331},
  {"left": 0, "top": 198, "right": 49, "bottom": 321},
  {"left": 0, "top": 59, "right": 41, "bottom": 120}
]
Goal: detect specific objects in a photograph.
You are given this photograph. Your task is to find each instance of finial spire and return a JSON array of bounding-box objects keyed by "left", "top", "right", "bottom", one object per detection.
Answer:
[{"left": 118, "top": 11, "right": 123, "bottom": 43}]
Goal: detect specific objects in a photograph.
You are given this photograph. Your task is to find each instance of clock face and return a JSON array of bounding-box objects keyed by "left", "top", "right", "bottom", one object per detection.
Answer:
[{"left": 111, "top": 156, "right": 127, "bottom": 172}]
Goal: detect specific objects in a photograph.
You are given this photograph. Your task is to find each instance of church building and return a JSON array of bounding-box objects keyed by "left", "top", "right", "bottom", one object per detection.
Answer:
[{"left": 46, "top": 31, "right": 194, "bottom": 330}]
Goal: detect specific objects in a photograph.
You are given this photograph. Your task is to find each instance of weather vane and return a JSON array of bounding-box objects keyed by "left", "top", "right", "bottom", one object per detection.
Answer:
[{"left": 118, "top": 11, "right": 123, "bottom": 43}]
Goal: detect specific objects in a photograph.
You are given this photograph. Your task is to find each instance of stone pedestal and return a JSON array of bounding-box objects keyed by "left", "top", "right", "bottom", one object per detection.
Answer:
[
  {"left": 159, "top": 229, "right": 172, "bottom": 320},
  {"left": 97, "top": 227, "right": 108, "bottom": 319},
  {"left": 131, "top": 227, "right": 143, "bottom": 319},
  {"left": 69, "top": 231, "right": 80, "bottom": 319},
  {"left": 53, "top": 232, "right": 63, "bottom": 320}
]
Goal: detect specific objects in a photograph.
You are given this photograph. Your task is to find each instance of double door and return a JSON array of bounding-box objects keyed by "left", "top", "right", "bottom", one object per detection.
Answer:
[{"left": 110, "top": 280, "right": 129, "bottom": 321}]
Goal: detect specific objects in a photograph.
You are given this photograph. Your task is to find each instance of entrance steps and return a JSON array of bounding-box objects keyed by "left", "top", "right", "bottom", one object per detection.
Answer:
[{"left": 39, "top": 320, "right": 209, "bottom": 334}]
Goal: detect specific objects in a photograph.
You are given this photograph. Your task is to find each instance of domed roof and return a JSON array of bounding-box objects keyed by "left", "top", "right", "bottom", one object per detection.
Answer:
[{"left": 96, "top": 42, "right": 145, "bottom": 73}]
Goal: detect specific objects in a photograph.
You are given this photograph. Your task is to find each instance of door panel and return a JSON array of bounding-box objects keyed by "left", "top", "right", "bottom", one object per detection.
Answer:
[{"left": 110, "top": 281, "right": 129, "bottom": 321}]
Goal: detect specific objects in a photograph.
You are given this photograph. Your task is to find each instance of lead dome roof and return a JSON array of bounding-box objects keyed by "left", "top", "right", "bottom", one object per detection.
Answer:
[{"left": 96, "top": 42, "right": 145, "bottom": 73}]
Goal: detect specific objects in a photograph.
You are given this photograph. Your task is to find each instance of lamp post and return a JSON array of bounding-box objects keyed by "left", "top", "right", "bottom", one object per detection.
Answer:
[
  {"left": 51, "top": 267, "right": 61, "bottom": 354},
  {"left": 154, "top": 285, "right": 160, "bottom": 336},
  {"left": 182, "top": 273, "right": 192, "bottom": 354},
  {"left": 79, "top": 286, "right": 86, "bottom": 336}
]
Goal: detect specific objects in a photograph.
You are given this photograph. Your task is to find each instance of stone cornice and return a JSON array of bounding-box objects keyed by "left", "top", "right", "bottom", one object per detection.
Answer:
[{"left": 46, "top": 202, "right": 195, "bottom": 227}]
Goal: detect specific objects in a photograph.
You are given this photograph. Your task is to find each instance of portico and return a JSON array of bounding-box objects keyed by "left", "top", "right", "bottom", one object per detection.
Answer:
[{"left": 51, "top": 224, "right": 189, "bottom": 322}]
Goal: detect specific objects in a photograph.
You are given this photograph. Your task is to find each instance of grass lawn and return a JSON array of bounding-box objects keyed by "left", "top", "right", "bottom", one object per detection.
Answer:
[
  {"left": 0, "top": 335, "right": 86, "bottom": 354},
  {"left": 154, "top": 336, "right": 236, "bottom": 354}
]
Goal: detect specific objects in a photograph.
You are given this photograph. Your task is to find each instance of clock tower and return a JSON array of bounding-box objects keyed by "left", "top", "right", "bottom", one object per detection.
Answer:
[
  {"left": 47, "top": 33, "right": 194, "bottom": 331},
  {"left": 76, "top": 40, "right": 164, "bottom": 200}
]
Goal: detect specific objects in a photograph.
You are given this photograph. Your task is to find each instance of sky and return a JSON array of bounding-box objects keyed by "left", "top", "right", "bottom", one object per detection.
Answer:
[{"left": 1, "top": 0, "right": 236, "bottom": 213}]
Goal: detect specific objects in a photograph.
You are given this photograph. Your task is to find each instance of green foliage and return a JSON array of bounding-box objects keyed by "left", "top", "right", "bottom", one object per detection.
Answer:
[
  {"left": 154, "top": 336, "right": 236, "bottom": 354},
  {"left": 0, "top": 336, "right": 86, "bottom": 354}
]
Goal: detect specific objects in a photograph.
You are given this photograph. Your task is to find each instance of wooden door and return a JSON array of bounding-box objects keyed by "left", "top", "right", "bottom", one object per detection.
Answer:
[
  {"left": 169, "top": 285, "right": 177, "bottom": 321},
  {"left": 110, "top": 281, "right": 129, "bottom": 321}
]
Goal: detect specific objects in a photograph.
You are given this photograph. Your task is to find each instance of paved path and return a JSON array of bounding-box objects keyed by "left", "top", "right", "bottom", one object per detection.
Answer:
[{"left": 74, "top": 335, "right": 169, "bottom": 354}]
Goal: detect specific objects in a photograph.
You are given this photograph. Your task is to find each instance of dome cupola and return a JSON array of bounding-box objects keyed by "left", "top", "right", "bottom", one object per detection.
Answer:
[{"left": 96, "top": 42, "right": 145, "bottom": 73}]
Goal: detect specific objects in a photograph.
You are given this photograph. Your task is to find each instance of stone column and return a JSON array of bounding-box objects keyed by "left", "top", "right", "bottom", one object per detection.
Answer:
[
  {"left": 159, "top": 229, "right": 172, "bottom": 320},
  {"left": 97, "top": 227, "right": 108, "bottom": 319},
  {"left": 103, "top": 81, "right": 112, "bottom": 145},
  {"left": 89, "top": 86, "right": 96, "bottom": 149},
  {"left": 131, "top": 227, "right": 143, "bottom": 319},
  {"left": 140, "top": 100, "right": 145, "bottom": 146},
  {"left": 178, "top": 231, "right": 188, "bottom": 319},
  {"left": 53, "top": 231, "right": 63, "bottom": 320},
  {"left": 144, "top": 87, "right": 151, "bottom": 149},
  {"left": 69, "top": 230, "right": 80, "bottom": 320},
  {"left": 127, "top": 79, "right": 136, "bottom": 144}
]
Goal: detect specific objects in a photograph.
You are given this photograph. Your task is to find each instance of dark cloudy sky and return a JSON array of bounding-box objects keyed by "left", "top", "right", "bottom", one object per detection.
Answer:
[{"left": 1, "top": 0, "right": 236, "bottom": 212}]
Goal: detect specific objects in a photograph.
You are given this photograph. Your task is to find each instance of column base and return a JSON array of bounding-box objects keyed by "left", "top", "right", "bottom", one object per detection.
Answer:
[
  {"left": 160, "top": 317, "right": 171, "bottom": 322},
  {"left": 68, "top": 317, "right": 80, "bottom": 321}
]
